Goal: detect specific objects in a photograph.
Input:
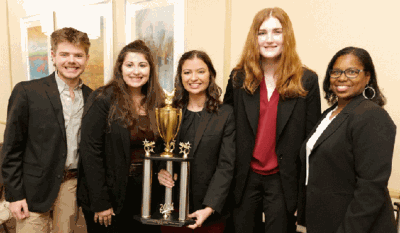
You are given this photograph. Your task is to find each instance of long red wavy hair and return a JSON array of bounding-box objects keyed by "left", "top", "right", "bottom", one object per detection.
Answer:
[{"left": 234, "top": 7, "right": 307, "bottom": 99}]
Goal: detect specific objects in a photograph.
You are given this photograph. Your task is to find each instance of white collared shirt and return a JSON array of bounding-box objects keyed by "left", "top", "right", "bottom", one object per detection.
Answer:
[{"left": 55, "top": 72, "right": 84, "bottom": 169}]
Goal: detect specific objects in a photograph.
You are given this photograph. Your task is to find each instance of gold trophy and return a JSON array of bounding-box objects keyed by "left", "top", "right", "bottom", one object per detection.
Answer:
[
  {"left": 139, "top": 89, "right": 194, "bottom": 227},
  {"left": 156, "top": 90, "right": 182, "bottom": 158}
]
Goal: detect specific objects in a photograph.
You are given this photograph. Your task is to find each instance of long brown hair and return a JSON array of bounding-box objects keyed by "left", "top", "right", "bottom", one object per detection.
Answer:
[
  {"left": 234, "top": 7, "right": 306, "bottom": 99},
  {"left": 173, "top": 50, "right": 222, "bottom": 113},
  {"left": 101, "top": 40, "right": 163, "bottom": 135}
]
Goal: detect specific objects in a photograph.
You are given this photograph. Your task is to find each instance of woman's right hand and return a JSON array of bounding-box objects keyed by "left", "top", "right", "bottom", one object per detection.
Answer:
[
  {"left": 158, "top": 169, "right": 177, "bottom": 188},
  {"left": 94, "top": 208, "right": 115, "bottom": 227}
]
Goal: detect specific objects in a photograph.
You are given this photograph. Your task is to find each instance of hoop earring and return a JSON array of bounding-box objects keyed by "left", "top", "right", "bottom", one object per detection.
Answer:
[{"left": 363, "top": 85, "right": 376, "bottom": 99}]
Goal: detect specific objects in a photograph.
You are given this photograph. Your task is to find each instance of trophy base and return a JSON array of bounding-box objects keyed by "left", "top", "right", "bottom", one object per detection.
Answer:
[{"left": 135, "top": 212, "right": 196, "bottom": 227}]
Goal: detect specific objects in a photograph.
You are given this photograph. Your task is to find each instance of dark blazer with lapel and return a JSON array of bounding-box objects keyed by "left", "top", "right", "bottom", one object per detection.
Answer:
[
  {"left": 172, "top": 104, "right": 235, "bottom": 225},
  {"left": 77, "top": 86, "right": 130, "bottom": 213},
  {"left": 223, "top": 68, "right": 321, "bottom": 214},
  {"left": 77, "top": 86, "right": 161, "bottom": 214},
  {"left": 297, "top": 94, "right": 397, "bottom": 233},
  {"left": 1, "top": 73, "right": 92, "bottom": 212}
]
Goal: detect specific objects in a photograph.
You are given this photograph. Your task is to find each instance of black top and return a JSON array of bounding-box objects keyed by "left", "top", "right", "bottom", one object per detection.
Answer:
[{"left": 179, "top": 109, "right": 203, "bottom": 158}]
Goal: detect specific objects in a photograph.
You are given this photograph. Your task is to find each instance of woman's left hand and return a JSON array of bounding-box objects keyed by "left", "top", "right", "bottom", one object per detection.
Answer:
[{"left": 187, "top": 207, "right": 214, "bottom": 229}]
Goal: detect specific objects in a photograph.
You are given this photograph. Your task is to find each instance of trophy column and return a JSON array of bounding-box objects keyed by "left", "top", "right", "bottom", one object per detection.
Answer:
[
  {"left": 179, "top": 142, "right": 190, "bottom": 221},
  {"left": 142, "top": 140, "right": 155, "bottom": 219},
  {"left": 164, "top": 160, "right": 173, "bottom": 215}
]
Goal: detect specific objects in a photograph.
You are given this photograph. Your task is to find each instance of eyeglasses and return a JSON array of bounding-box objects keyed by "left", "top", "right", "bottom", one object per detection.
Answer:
[{"left": 329, "top": 68, "right": 364, "bottom": 79}]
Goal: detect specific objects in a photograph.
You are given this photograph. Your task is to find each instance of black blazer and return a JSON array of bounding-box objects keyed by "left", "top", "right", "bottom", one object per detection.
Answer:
[
  {"left": 297, "top": 94, "right": 397, "bottom": 233},
  {"left": 1, "top": 73, "right": 92, "bottom": 212},
  {"left": 174, "top": 105, "right": 235, "bottom": 223},
  {"left": 223, "top": 68, "right": 321, "bottom": 213},
  {"left": 77, "top": 87, "right": 162, "bottom": 213}
]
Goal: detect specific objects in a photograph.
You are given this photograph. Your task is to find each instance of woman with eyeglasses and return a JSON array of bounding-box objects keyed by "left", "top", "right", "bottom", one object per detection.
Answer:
[
  {"left": 296, "top": 47, "right": 397, "bottom": 233},
  {"left": 223, "top": 7, "right": 321, "bottom": 233}
]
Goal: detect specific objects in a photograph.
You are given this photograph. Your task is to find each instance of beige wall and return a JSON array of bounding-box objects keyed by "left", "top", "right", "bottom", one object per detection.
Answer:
[
  {"left": 2, "top": 0, "right": 400, "bottom": 193},
  {"left": 0, "top": 0, "right": 12, "bottom": 142}
]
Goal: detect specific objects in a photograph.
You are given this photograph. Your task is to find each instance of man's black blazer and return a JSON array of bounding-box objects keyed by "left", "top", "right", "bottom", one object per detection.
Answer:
[
  {"left": 1, "top": 73, "right": 92, "bottom": 212},
  {"left": 223, "top": 68, "right": 321, "bottom": 214},
  {"left": 297, "top": 94, "right": 397, "bottom": 233}
]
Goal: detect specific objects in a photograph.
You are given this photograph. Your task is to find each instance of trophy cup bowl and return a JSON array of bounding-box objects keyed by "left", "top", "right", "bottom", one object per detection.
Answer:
[{"left": 155, "top": 96, "right": 182, "bottom": 158}]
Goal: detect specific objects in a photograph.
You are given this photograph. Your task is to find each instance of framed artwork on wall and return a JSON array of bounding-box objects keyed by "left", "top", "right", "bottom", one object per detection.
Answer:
[
  {"left": 126, "top": 0, "right": 185, "bottom": 92},
  {"left": 54, "top": 0, "right": 113, "bottom": 90},
  {"left": 20, "top": 13, "right": 55, "bottom": 80}
]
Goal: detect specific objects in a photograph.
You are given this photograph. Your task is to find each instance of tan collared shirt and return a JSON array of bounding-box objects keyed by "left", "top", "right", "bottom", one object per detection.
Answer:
[{"left": 55, "top": 72, "right": 84, "bottom": 170}]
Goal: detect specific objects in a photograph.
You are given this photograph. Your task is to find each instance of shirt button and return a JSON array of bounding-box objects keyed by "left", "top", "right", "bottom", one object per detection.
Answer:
[
  {"left": 279, "top": 155, "right": 283, "bottom": 160},
  {"left": 57, "top": 175, "right": 62, "bottom": 179}
]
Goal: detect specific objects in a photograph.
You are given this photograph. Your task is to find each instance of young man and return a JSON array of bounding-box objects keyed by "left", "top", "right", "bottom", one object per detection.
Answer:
[{"left": 2, "top": 27, "right": 93, "bottom": 232}]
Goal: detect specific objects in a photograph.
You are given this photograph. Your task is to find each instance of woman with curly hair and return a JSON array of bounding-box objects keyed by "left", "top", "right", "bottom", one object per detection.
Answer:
[
  {"left": 158, "top": 50, "right": 236, "bottom": 233},
  {"left": 77, "top": 40, "right": 163, "bottom": 232},
  {"left": 224, "top": 7, "right": 321, "bottom": 233}
]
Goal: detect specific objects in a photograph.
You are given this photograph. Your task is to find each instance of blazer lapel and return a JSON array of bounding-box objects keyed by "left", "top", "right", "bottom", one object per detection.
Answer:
[
  {"left": 82, "top": 84, "right": 91, "bottom": 103},
  {"left": 276, "top": 97, "right": 297, "bottom": 143},
  {"left": 311, "top": 95, "right": 366, "bottom": 154},
  {"left": 243, "top": 87, "right": 260, "bottom": 136},
  {"left": 299, "top": 106, "right": 330, "bottom": 164},
  {"left": 192, "top": 110, "right": 212, "bottom": 155},
  {"left": 43, "top": 73, "right": 66, "bottom": 142}
]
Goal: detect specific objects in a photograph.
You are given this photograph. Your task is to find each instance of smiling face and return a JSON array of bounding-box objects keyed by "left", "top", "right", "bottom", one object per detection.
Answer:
[
  {"left": 121, "top": 52, "right": 150, "bottom": 93},
  {"left": 181, "top": 58, "right": 210, "bottom": 98},
  {"left": 258, "top": 16, "right": 283, "bottom": 62},
  {"left": 330, "top": 54, "right": 370, "bottom": 104},
  {"left": 51, "top": 41, "right": 89, "bottom": 82}
]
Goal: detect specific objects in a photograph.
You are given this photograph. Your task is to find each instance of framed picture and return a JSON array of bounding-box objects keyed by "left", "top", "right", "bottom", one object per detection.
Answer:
[
  {"left": 20, "top": 13, "right": 55, "bottom": 80},
  {"left": 126, "top": 0, "right": 185, "bottom": 92},
  {"left": 55, "top": 0, "right": 113, "bottom": 90}
]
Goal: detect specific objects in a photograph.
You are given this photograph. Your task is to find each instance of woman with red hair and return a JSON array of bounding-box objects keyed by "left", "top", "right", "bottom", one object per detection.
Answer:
[{"left": 224, "top": 7, "right": 321, "bottom": 233}]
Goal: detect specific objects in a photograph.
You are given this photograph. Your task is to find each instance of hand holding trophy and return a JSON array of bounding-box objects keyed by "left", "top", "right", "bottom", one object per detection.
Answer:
[{"left": 139, "top": 89, "right": 195, "bottom": 227}]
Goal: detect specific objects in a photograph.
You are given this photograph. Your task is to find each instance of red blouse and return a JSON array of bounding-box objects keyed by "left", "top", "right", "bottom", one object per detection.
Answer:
[{"left": 250, "top": 79, "right": 280, "bottom": 175}]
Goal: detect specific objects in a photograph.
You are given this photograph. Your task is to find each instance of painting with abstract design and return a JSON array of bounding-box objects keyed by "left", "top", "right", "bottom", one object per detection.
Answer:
[
  {"left": 27, "top": 26, "right": 49, "bottom": 80},
  {"left": 135, "top": 5, "right": 175, "bottom": 91},
  {"left": 79, "top": 17, "right": 105, "bottom": 91}
]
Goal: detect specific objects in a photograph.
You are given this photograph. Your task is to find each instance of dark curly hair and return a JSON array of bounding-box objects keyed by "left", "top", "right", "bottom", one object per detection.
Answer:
[
  {"left": 173, "top": 50, "right": 222, "bottom": 113},
  {"left": 100, "top": 40, "right": 164, "bottom": 135},
  {"left": 323, "top": 46, "right": 386, "bottom": 106}
]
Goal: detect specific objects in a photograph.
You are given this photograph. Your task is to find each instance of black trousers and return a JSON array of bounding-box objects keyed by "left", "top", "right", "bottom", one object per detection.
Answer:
[
  {"left": 82, "top": 175, "right": 161, "bottom": 233},
  {"left": 233, "top": 171, "right": 295, "bottom": 233}
]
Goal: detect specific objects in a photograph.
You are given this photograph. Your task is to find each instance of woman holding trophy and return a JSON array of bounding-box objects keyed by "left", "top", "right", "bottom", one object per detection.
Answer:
[
  {"left": 157, "top": 50, "right": 236, "bottom": 233},
  {"left": 77, "top": 40, "right": 163, "bottom": 232}
]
